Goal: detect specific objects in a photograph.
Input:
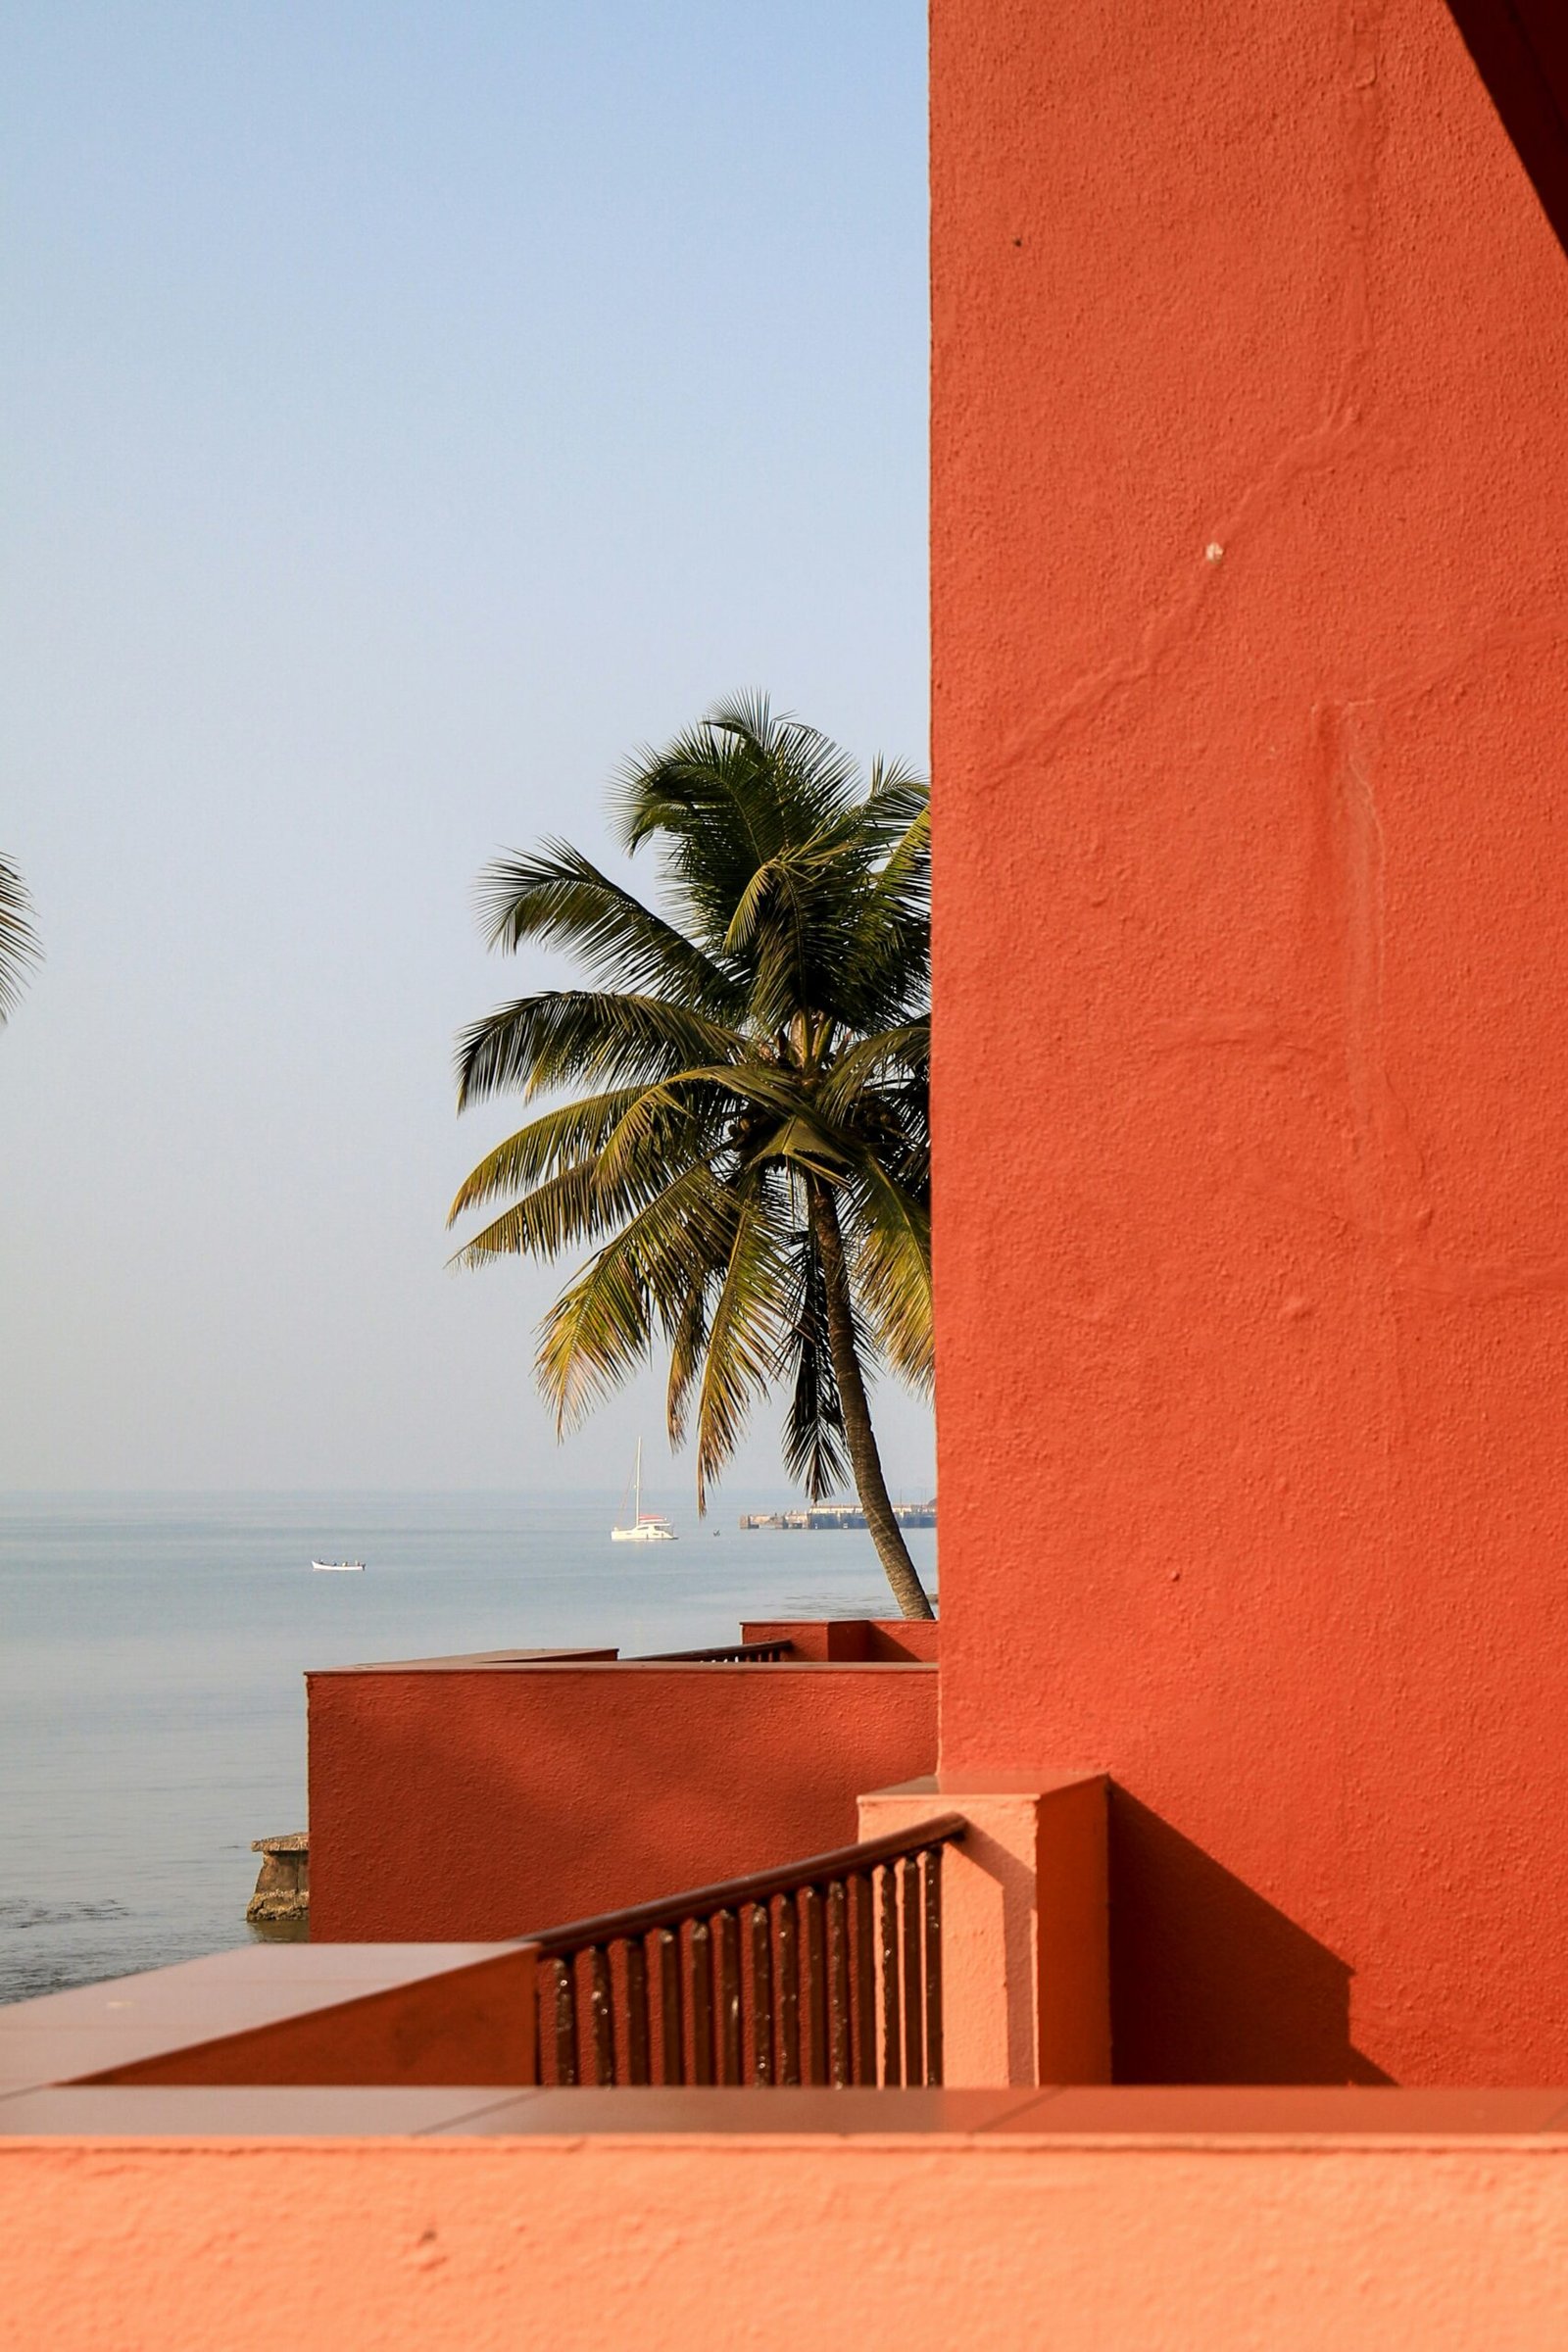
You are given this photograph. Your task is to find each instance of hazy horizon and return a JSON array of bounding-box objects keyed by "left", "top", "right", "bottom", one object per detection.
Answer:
[
  {"left": 0, "top": 4, "right": 934, "bottom": 1498},
  {"left": 0, "top": 1478, "right": 938, "bottom": 1501}
]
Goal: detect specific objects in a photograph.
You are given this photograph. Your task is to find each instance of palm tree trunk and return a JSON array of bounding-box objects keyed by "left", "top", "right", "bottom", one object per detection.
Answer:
[{"left": 808, "top": 1179, "right": 935, "bottom": 1621}]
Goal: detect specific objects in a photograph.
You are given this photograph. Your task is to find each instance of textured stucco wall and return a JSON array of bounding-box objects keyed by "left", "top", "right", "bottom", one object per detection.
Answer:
[
  {"left": 8, "top": 2135, "right": 1568, "bottom": 2349},
  {"left": 931, "top": 0, "right": 1568, "bottom": 2081},
  {"left": 309, "top": 1664, "right": 937, "bottom": 1941}
]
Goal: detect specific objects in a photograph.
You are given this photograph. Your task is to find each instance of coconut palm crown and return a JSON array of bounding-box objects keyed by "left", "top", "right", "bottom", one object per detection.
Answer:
[
  {"left": 449, "top": 695, "right": 934, "bottom": 1619},
  {"left": 0, "top": 858, "right": 39, "bottom": 1026}
]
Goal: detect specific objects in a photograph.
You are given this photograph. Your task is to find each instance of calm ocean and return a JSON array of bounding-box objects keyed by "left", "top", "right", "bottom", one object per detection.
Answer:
[{"left": 0, "top": 1490, "right": 938, "bottom": 2005}]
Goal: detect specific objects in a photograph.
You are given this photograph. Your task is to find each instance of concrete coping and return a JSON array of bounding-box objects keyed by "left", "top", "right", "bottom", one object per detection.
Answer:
[
  {"left": 4, "top": 1946, "right": 1566, "bottom": 2140},
  {"left": 6, "top": 2083, "right": 1568, "bottom": 2140},
  {"left": 308, "top": 1658, "right": 939, "bottom": 1676},
  {"left": 310, "top": 1620, "right": 938, "bottom": 1675}
]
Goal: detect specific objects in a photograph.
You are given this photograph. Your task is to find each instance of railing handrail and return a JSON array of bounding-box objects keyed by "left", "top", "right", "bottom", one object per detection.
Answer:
[
  {"left": 525, "top": 1815, "right": 966, "bottom": 1956},
  {"left": 636, "top": 1640, "right": 796, "bottom": 1664}
]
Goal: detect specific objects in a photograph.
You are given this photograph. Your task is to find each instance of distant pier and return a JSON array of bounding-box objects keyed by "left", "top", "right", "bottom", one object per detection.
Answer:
[{"left": 739, "top": 1499, "right": 936, "bottom": 1532}]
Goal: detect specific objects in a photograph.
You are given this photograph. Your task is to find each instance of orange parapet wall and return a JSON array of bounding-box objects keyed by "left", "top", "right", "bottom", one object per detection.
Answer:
[
  {"left": 10, "top": 2122, "right": 1568, "bottom": 2350},
  {"left": 309, "top": 1658, "right": 937, "bottom": 1942},
  {"left": 741, "top": 1619, "right": 940, "bottom": 1662},
  {"left": 932, "top": 0, "right": 1568, "bottom": 2082}
]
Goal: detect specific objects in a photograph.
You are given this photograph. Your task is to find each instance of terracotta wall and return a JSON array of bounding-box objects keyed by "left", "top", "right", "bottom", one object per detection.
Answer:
[
  {"left": 741, "top": 1619, "right": 941, "bottom": 1661},
  {"left": 309, "top": 1663, "right": 937, "bottom": 1941},
  {"left": 9, "top": 2131, "right": 1568, "bottom": 2350},
  {"left": 0, "top": 1947, "right": 539, "bottom": 2093},
  {"left": 931, "top": 0, "right": 1568, "bottom": 2081}
]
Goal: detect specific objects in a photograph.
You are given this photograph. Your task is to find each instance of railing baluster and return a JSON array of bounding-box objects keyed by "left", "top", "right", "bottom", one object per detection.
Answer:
[
  {"left": 715, "top": 1908, "right": 743, "bottom": 2084},
  {"left": 851, "top": 1869, "right": 876, "bottom": 2084},
  {"left": 656, "top": 1926, "right": 682, "bottom": 2084},
  {"left": 826, "top": 1877, "right": 852, "bottom": 2086},
  {"left": 690, "top": 1917, "right": 714, "bottom": 2084},
  {"left": 588, "top": 1943, "right": 614, "bottom": 2083},
  {"left": 901, "top": 1853, "right": 923, "bottom": 2086},
  {"left": 778, "top": 1890, "right": 801, "bottom": 2084},
  {"left": 879, "top": 1862, "right": 902, "bottom": 2086},
  {"left": 625, "top": 1935, "right": 651, "bottom": 2085},
  {"left": 553, "top": 1953, "right": 579, "bottom": 2086},
  {"left": 635, "top": 1641, "right": 796, "bottom": 1664},
  {"left": 750, "top": 1897, "right": 775, "bottom": 2084},
  {"left": 525, "top": 1815, "right": 965, "bottom": 2095},
  {"left": 922, "top": 1846, "right": 945, "bottom": 2086},
  {"left": 802, "top": 1883, "right": 827, "bottom": 2085}
]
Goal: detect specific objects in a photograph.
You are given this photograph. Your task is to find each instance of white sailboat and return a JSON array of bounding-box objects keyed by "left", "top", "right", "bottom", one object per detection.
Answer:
[
  {"left": 611, "top": 1440, "right": 676, "bottom": 1543},
  {"left": 311, "top": 1558, "right": 365, "bottom": 1573}
]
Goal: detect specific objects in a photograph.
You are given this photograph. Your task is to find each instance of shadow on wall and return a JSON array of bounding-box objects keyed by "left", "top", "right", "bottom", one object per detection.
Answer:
[
  {"left": 1108, "top": 1790, "right": 1391, "bottom": 2085},
  {"left": 1446, "top": 0, "right": 1568, "bottom": 258}
]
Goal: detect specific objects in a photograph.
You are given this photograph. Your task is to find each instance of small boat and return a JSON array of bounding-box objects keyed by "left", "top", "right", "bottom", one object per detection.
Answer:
[
  {"left": 311, "top": 1558, "right": 365, "bottom": 1573},
  {"left": 611, "top": 1441, "right": 676, "bottom": 1544}
]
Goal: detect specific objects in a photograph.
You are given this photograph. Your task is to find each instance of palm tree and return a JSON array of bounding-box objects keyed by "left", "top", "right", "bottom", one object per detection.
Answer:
[
  {"left": 0, "top": 858, "right": 38, "bottom": 1026},
  {"left": 449, "top": 695, "right": 935, "bottom": 1620}
]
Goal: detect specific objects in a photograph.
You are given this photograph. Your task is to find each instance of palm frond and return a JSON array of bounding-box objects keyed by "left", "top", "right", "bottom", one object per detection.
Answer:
[
  {"left": 476, "top": 843, "right": 742, "bottom": 1013},
  {"left": 692, "top": 1182, "right": 791, "bottom": 1509},
  {"left": 535, "top": 1165, "right": 738, "bottom": 1430},
  {"left": 776, "top": 1225, "right": 849, "bottom": 1501},
  {"left": 664, "top": 1275, "right": 713, "bottom": 1452},
  {"left": 450, "top": 1132, "right": 715, "bottom": 1264},
  {"left": 615, "top": 711, "right": 782, "bottom": 872},
  {"left": 844, "top": 1157, "right": 934, "bottom": 1390},
  {"left": 456, "top": 990, "right": 744, "bottom": 1108},
  {"left": 817, "top": 1021, "right": 930, "bottom": 1119},
  {"left": 448, "top": 1088, "right": 655, "bottom": 1218},
  {"left": 745, "top": 1113, "right": 850, "bottom": 1183},
  {"left": 862, "top": 757, "right": 930, "bottom": 839},
  {"left": 0, "top": 858, "right": 39, "bottom": 1026},
  {"left": 449, "top": 1160, "right": 615, "bottom": 1265}
]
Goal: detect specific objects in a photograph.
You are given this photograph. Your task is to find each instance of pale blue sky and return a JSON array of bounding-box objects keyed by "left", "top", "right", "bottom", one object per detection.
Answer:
[{"left": 0, "top": 3, "right": 933, "bottom": 1497}]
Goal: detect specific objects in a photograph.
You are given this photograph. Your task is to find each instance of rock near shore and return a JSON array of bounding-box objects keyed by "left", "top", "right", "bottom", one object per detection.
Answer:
[{"left": 246, "top": 1831, "right": 309, "bottom": 1924}]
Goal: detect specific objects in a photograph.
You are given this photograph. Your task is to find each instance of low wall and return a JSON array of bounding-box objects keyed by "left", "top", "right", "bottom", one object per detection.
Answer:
[
  {"left": 308, "top": 1660, "right": 938, "bottom": 1941},
  {"left": 741, "top": 1619, "right": 940, "bottom": 1661},
  {"left": 0, "top": 1946, "right": 538, "bottom": 2095},
  {"left": 7, "top": 2123, "right": 1568, "bottom": 2350}
]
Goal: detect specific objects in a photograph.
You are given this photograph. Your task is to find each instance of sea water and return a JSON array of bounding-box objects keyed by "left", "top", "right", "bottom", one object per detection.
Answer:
[{"left": 0, "top": 1491, "right": 938, "bottom": 2003}]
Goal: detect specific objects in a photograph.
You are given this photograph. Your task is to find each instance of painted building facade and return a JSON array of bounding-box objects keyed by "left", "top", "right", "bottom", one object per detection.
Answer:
[{"left": 933, "top": 0, "right": 1568, "bottom": 2085}]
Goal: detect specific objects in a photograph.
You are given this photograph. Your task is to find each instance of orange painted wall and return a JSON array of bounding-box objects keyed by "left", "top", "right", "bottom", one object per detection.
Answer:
[
  {"left": 309, "top": 1664, "right": 937, "bottom": 1941},
  {"left": 0, "top": 1947, "right": 539, "bottom": 2095},
  {"left": 741, "top": 1619, "right": 941, "bottom": 1661},
  {"left": 931, "top": 0, "right": 1568, "bottom": 2082},
  {"left": 9, "top": 2133, "right": 1568, "bottom": 2349}
]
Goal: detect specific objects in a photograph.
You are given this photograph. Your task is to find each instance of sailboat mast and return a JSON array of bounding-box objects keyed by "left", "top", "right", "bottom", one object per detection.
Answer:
[{"left": 634, "top": 1438, "right": 642, "bottom": 1523}]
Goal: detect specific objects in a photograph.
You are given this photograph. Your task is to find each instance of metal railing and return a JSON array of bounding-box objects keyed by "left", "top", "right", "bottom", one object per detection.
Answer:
[
  {"left": 638, "top": 1639, "right": 796, "bottom": 1664},
  {"left": 526, "top": 1816, "right": 965, "bottom": 2089}
]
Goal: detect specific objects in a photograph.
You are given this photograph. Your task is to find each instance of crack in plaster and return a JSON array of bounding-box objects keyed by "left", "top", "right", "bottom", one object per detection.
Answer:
[
  {"left": 1323, "top": 697, "right": 1415, "bottom": 1448},
  {"left": 1151, "top": 620, "right": 1568, "bottom": 1313},
  {"left": 1015, "top": 407, "right": 1384, "bottom": 758},
  {"left": 1337, "top": 611, "right": 1568, "bottom": 1304},
  {"left": 1033, "top": 0, "right": 1568, "bottom": 1313},
  {"left": 1349, "top": 612, "right": 1568, "bottom": 713}
]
